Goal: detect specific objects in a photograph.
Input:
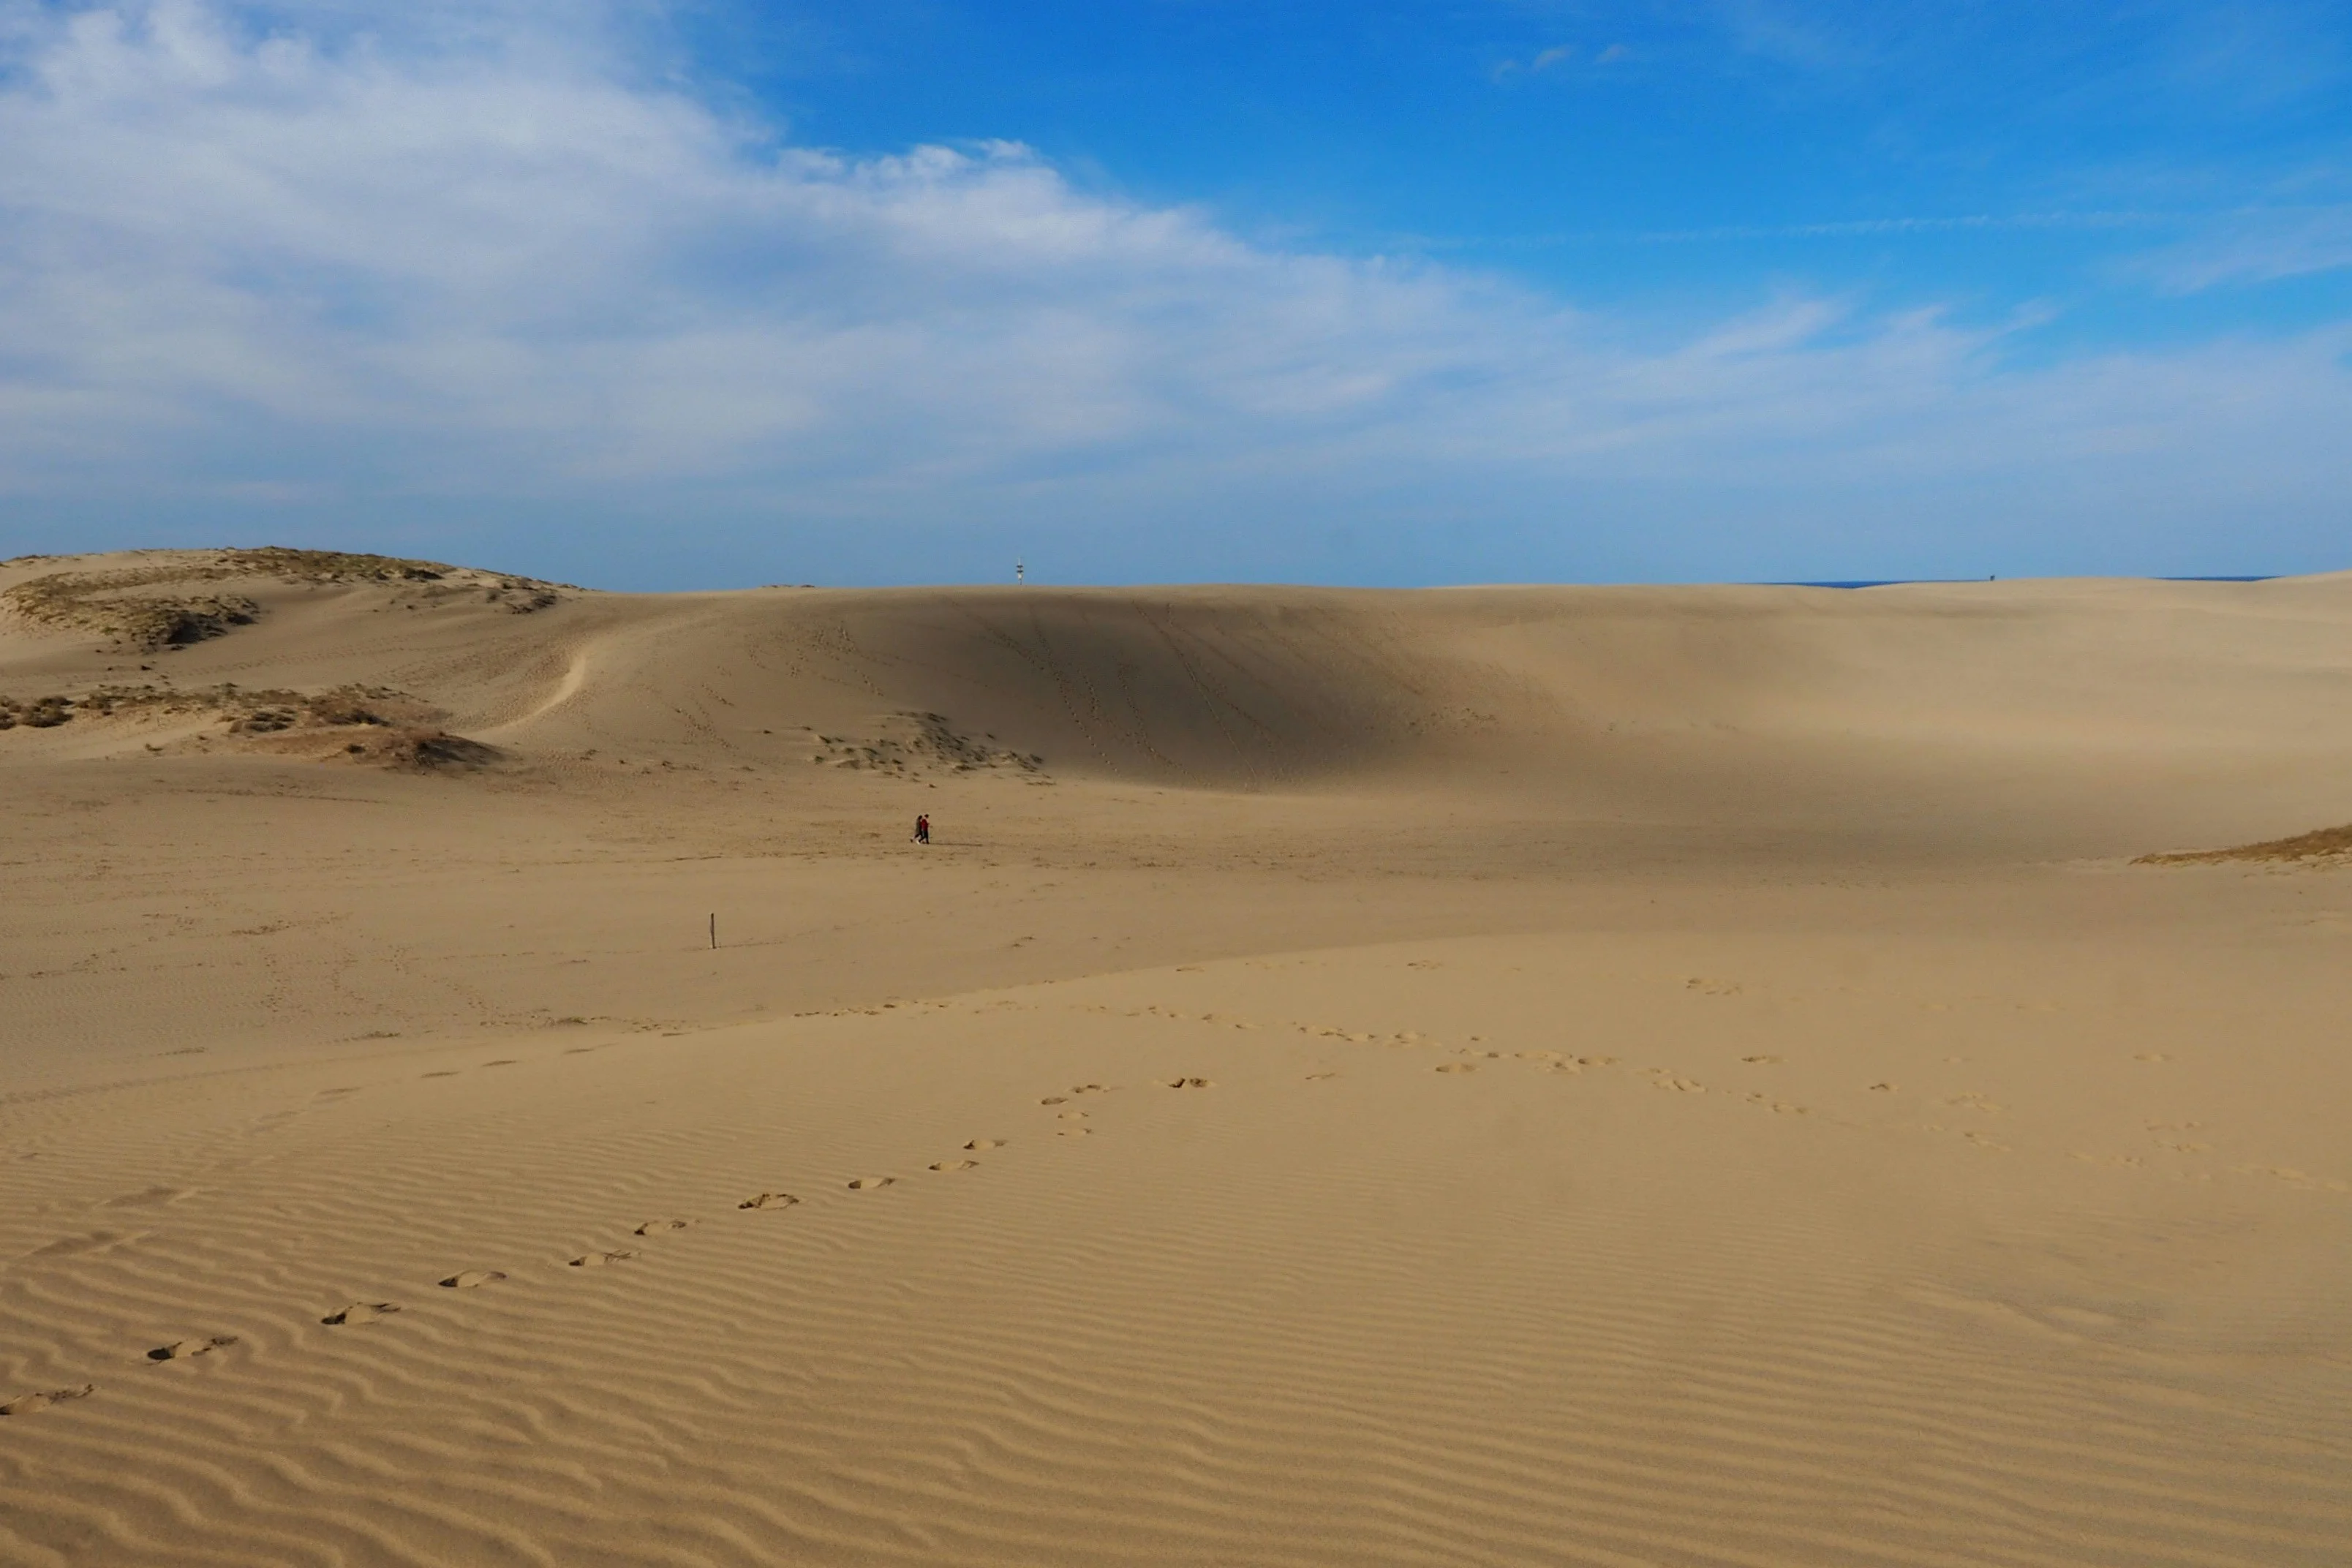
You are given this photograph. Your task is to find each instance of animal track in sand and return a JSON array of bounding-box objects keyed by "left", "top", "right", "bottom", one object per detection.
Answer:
[
  {"left": 1, "top": 1384, "right": 94, "bottom": 1416},
  {"left": 321, "top": 1302, "right": 399, "bottom": 1325},
  {"left": 570, "top": 1250, "right": 638, "bottom": 1266},
  {"left": 103, "top": 1185, "right": 193, "bottom": 1208},
  {"left": 1434, "top": 1062, "right": 1477, "bottom": 1074},
  {"left": 964, "top": 1139, "right": 1004, "bottom": 1150},
  {"left": 440, "top": 1270, "right": 507, "bottom": 1289},
  {"left": 738, "top": 1192, "right": 799, "bottom": 1210},
  {"left": 27, "top": 1230, "right": 138, "bottom": 1259},
  {"left": 147, "top": 1335, "right": 237, "bottom": 1361},
  {"left": 847, "top": 1176, "right": 895, "bottom": 1191},
  {"left": 930, "top": 1159, "right": 977, "bottom": 1172},
  {"left": 635, "top": 1219, "right": 694, "bottom": 1235},
  {"left": 1161, "top": 1077, "right": 1213, "bottom": 1089}
]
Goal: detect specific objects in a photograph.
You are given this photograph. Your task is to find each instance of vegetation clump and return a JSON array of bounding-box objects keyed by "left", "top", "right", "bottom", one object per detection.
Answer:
[
  {"left": 808, "top": 711, "right": 1047, "bottom": 780},
  {"left": 2137, "top": 823, "right": 2352, "bottom": 866},
  {"left": 0, "top": 694, "right": 73, "bottom": 730},
  {"left": 0, "top": 682, "right": 416, "bottom": 733},
  {"left": 1, "top": 548, "right": 566, "bottom": 650}
]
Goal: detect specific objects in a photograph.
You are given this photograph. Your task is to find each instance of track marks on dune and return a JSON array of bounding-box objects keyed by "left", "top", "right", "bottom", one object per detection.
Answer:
[
  {"left": 0, "top": 1382, "right": 94, "bottom": 1416},
  {"left": 440, "top": 1269, "right": 508, "bottom": 1289},
  {"left": 321, "top": 1301, "right": 399, "bottom": 1325},
  {"left": 146, "top": 1335, "right": 238, "bottom": 1361},
  {"left": 5, "top": 1086, "right": 1071, "bottom": 1423}
]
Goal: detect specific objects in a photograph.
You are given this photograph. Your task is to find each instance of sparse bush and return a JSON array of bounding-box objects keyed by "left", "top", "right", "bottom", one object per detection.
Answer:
[{"left": 1, "top": 549, "right": 569, "bottom": 650}]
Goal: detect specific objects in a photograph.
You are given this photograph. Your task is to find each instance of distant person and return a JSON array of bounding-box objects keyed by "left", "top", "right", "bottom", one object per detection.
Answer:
[{"left": 913, "top": 813, "right": 930, "bottom": 845}]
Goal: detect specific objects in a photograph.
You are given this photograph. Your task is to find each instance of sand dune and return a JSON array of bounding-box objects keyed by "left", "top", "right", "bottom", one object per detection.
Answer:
[{"left": 3, "top": 550, "right": 2350, "bottom": 1565}]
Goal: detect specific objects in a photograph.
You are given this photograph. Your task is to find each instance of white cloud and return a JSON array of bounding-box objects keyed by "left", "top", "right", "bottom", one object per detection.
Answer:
[{"left": 0, "top": 1, "right": 2348, "bottom": 584}]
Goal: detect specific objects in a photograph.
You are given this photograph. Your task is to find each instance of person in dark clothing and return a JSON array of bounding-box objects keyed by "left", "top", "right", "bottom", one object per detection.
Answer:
[{"left": 913, "top": 813, "right": 930, "bottom": 845}]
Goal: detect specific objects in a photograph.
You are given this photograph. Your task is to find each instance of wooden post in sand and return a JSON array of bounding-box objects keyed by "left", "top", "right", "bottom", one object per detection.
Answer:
[{"left": 709, "top": 913, "right": 716, "bottom": 950}]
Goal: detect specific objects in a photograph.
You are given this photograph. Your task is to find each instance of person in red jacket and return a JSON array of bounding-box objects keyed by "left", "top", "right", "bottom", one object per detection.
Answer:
[{"left": 913, "top": 813, "right": 930, "bottom": 845}]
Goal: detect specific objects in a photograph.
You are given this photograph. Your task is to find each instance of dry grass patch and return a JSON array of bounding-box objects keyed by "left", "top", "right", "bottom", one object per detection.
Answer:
[
  {"left": 2136, "top": 823, "right": 2352, "bottom": 866},
  {"left": 1, "top": 547, "right": 565, "bottom": 650}
]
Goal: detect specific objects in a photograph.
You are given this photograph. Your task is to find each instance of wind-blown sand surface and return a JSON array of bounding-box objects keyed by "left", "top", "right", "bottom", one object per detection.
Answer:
[{"left": 3, "top": 549, "right": 2350, "bottom": 1566}]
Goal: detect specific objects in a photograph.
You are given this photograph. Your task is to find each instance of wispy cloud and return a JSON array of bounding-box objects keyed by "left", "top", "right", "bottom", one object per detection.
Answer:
[
  {"left": 2136, "top": 204, "right": 2352, "bottom": 290},
  {"left": 0, "top": 1, "right": 2345, "bottom": 584},
  {"left": 1490, "top": 42, "right": 1575, "bottom": 80}
]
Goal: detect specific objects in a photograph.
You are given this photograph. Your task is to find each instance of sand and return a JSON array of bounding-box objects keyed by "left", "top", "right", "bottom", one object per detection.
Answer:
[{"left": 2, "top": 549, "right": 2349, "bottom": 1565}]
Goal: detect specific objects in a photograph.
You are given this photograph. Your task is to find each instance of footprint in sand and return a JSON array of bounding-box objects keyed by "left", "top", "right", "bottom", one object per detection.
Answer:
[
  {"left": 481, "top": 1060, "right": 518, "bottom": 1068},
  {"left": 1742, "top": 1055, "right": 1784, "bottom": 1065},
  {"left": 738, "top": 1192, "right": 800, "bottom": 1210},
  {"left": 1434, "top": 1062, "right": 1477, "bottom": 1074},
  {"left": 147, "top": 1335, "right": 237, "bottom": 1362},
  {"left": 1039, "top": 1096, "right": 1068, "bottom": 1105},
  {"left": 1161, "top": 1077, "right": 1213, "bottom": 1089},
  {"left": 964, "top": 1139, "right": 1005, "bottom": 1151},
  {"left": 1870, "top": 1082, "right": 1897, "bottom": 1093},
  {"left": 847, "top": 1176, "right": 895, "bottom": 1191},
  {"left": 1, "top": 1384, "right": 94, "bottom": 1416},
  {"left": 635, "top": 1219, "right": 695, "bottom": 1235},
  {"left": 1070, "top": 1083, "right": 1111, "bottom": 1094},
  {"left": 570, "top": 1250, "right": 638, "bottom": 1267},
  {"left": 1515, "top": 1051, "right": 1563, "bottom": 1063},
  {"left": 1647, "top": 1074, "right": 1705, "bottom": 1093},
  {"left": 1058, "top": 1125, "right": 1092, "bottom": 1137},
  {"left": 321, "top": 1302, "right": 399, "bottom": 1325},
  {"left": 1305, "top": 1071, "right": 1339, "bottom": 1081},
  {"left": 440, "top": 1270, "right": 507, "bottom": 1289},
  {"left": 421, "top": 1071, "right": 460, "bottom": 1079},
  {"left": 929, "top": 1159, "right": 977, "bottom": 1172}
]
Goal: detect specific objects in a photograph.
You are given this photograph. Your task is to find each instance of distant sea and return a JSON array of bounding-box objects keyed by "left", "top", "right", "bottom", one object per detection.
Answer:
[{"left": 1784, "top": 576, "right": 2274, "bottom": 589}]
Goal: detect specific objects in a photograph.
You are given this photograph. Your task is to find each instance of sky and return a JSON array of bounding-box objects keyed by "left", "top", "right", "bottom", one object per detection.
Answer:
[{"left": 0, "top": 0, "right": 2347, "bottom": 589}]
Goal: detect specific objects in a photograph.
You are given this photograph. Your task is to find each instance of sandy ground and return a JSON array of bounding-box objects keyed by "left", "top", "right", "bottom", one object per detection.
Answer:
[{"left": 2, "top": 551, "right": 2350, "bottom": 1566}]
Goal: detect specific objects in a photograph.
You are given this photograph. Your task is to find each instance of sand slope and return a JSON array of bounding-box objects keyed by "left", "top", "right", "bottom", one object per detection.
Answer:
[{"left": 3, "top": 552, "right": 2349, "bottom": 1565}]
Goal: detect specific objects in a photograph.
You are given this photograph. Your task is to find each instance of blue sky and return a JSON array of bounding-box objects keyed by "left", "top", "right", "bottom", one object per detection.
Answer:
[{"left": 0, "top": 0, "right": 2347, "bottom": 587}]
